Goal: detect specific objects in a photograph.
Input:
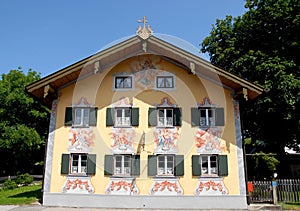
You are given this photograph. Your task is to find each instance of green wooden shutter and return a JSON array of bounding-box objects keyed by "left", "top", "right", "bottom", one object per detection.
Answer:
[
  {"left": 215, "top": 108, "right": 225, "bottom": 126},
  {"left": 89, "top": 108, "right": 98, "bottom": 126},
  {"left": 64, "top": 107, "right": 73, "bottom": 126},
  {"left": 131, "top": 155, "right": 140, "bottom": 176},
  {"left": 173, "top": 108, "right": 182, "bottom": 126},
  {"left": 148, "top": 108, "right": 157, "bottom": 126},
  {"left": 218, "top": 155, "right": 228, "bottom": 176},
  {"left": 106, "top": 108, "right": 114, "bottom": 126},
  {"left": 131, "top": 108, "right": 139, "bottom": 126},
  {"left": 148, "top": 155, "right": 157, "bottom": 176},
  {"left": 87, "top": 154, "right": 96, "bottom": 174},
  {"left": 175, "top": 155, "right": 184, "bottom": 176},
  {"left": 192, "top": 155, "right": 201, "bottom": 176},
  {"left": 191, "top": 108, "right": 200, "bottom": 126},
  {"left": 61, "top": 154, "right": 70, "bottom": 174},
  {"left": 104, "top": 155, "right": 114, "bottom": 175}
]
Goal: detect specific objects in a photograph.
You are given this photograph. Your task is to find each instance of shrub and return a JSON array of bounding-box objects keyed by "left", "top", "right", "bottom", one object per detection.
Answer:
[
  {"left": 15, "top": 173, "right": 34, "bottom": 186},
  {"left": 3, "top": 179, "right": 18, "bottom": 190}
]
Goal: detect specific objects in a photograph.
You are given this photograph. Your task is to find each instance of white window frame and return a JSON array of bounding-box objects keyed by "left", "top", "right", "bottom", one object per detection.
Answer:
[
  {"left": 156, "top": 76, "right": 174, "bottom": 88},
  {"left": 114, "top": 155, "right": 131, "bottom": 176},
  {"left": 114, "top": 108, "right": 131, "bottom": 127},
  {"left": 200, "top": 155, "right": 218, "bottom": 176},
  {"left": 114, "top": 75, "right": 134, "bottom": 90},
  {"left": 73, "top": 108, "right": 90, "bottom": 127},
  {"left": 70, "top": 154, "right": 87, "bottom": 175},
  {"left": 199, "top": 108, "right": 215, "bottom": 127},
  {"left": 157, "top": 155, "right": 174, "bottom": 176},
  {"left": 157, "top": 108, "right": 173, "bottom": 127}
]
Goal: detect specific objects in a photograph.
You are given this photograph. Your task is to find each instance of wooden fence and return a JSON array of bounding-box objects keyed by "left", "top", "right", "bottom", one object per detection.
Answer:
[
  {"left": 277, "top": 179, "right": 300, "bottom": 203},
  {"left": 249, "top": 179, "right": 300, "bottom": 203}
]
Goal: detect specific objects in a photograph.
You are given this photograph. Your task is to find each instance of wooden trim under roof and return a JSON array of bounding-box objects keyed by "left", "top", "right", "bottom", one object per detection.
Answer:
[{"left": 26, "top": 34, "right": 263, "bottom": 107}]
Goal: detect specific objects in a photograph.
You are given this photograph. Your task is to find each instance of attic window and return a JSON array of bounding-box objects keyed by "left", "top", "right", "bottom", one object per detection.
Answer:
[{"left": 114, "top": 76, "right": 133, "bottom": 89}]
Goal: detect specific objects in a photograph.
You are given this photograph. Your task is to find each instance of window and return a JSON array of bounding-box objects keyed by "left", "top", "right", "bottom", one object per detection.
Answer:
[
  {"left": 64, "top": 107, "right": 97, "bottom": 127},
  {"left": 114, "top": 76, "right": 132, "bottom": 89},
  {"left": 71, "top": 154, "right": 87, "bottom": 174},
  {"left": 106, "top": 107, "right": 139, "bottom": 127},
  {"left": 104, "top": 155, "right": 140, "bottom": 176},
  {"left": 200, "top": 155, "right": 218, "bottom": 176},
  {"left": 156, "top": 76, "right": 174, "bottom": 88},
  {"left": 157, "top": 155, "right": 174, "bottom": 176},
  {"left": 148, "top": 154, "right": 184, "bottom": 177},
  {"left": 61, "top": 154, "right": 96, "bottom": 175},
  {"left": 114, "top": 155, "right": 131, "bottom": 176},
  {"left": 74, "top": 108, "right": 90, "bottom": 127},
  {"left": 192, "top": 154, "right": 228, "bottom": 177},
  {"left": 115, "top": 108, "right": 131, "bottom": 127},
  {"left": 191, "top": 107, "right": 224, "bottom": 127},
  {"left": 148, "top": 107, "right": 182, "bottom": 127},
  {"left": 200, "top": 108, "right": 215, "bottom": 126},
  {"left": 158, "top": 108, "right": 173, "bottom": 127}
]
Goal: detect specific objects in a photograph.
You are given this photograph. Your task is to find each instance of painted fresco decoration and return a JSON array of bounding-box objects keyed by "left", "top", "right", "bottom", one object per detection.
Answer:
[
  {"left": 154, "top": 128, "right": 179, "bottom": 153},
  {"left": 62, "top": 177, "right": 94, "bottom": 194},
  {"left": 72, "top": 97, "right": 93, "bottom": 107},
  {"left": 155, "top": 97, "right": 177, "bottom": 107},
  {"left": 112, "top": 97, "right": 132, "bottom": 107},
  {"left": 197, "top": 97, "right": 216, "bottom": 107},
  {"left": 149, "top": 178, "right": 183, "bottom": 195},
  {"left": 194, "top": 178, "right": 228, "bottom": 195},
  {"left": 195, "top": 128, "right": 225, "bottom": 154},
  {"left": 130, "top": 56, "right": 163, "bottom": 89},
  {"left": 110, "top": 128, "right": 135, "bottom": 154},
  {"left": 106, "top": 178, "right": 138, "bottom": 195},
  {"left": 69, "top": 128, "right": 95, "bottom": 153}
]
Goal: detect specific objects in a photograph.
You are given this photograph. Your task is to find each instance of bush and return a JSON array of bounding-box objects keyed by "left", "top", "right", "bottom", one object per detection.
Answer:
[
  {"left": 15, "top": 173, "right": 33, "bottom": 186},
  {"left": 3, "top": 179, "right": 18, "bottom": 190}
]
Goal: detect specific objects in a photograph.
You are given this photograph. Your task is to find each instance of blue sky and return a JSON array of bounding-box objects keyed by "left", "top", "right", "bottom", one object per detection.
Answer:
[{"left": 0, "top": 0, "right": 247, "bottom": 77}]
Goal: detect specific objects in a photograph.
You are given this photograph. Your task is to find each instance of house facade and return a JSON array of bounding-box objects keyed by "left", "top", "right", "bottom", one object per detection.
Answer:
[{"left": 26, "top": 19, "right": 263, "bottom": 210}]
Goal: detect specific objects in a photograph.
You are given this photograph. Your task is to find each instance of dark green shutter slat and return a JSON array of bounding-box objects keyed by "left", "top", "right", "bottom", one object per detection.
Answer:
[
  {"left": 148, "top": 108, "right": 157, "bottom": 126},
  {"left": 218, "top": 155, "right": 228, "bottom": 176},
  {"left": 61, "top": 154, "right": 70, "bottom": 174},
  {"left": 215, "top": 107, "right": 225, "bottom": 126},
  {"left": 104, "top": 155, "right": 114, "bottom": 175},
  {"left": 191, "top": 108, "right": 200, "bottom": 126},
  {"left": 89, "top": 108, "right": 98, "bottom": 126},
  {"left": 87, "top": 154, "right": 96, "bottom": 174},
  {"left": 173, "top": 108, "right": 182, "bottom": 126},
  {"left": 106, "top": 108, "right": 114, "bottom": 126},
  {"left": 148, "top": 155, "right": 157, "bottom": 176},
  {"left": 131, "top": 155, "right": 140, "bottom": 176},
  {"left": 131, "top": 108, "right": 139, "bottom": 126},
  {"left": 192, "top": 155, "right": 201, "bottom": 176},
  {"left": 64, "top": 107, "right": 73, "bottom": 126},
  {"left": 175, "top": 155, "right": 184, "bottom": 176}
]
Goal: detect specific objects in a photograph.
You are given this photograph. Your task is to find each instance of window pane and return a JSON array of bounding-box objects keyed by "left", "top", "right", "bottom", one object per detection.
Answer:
[
  {"left": 157, "top": 77, "right": 164, "bottom": 88},
  {"left": 165, "top": 77, "right": 173, "bottom": 88},
  {"left": 116, "top": 109, "right": 122, "bottom": 117},
  {"left": 124, "top": 109, "right": 131, "bottom": 117},
  {"left": 83, "top": 109, "right": 89, "bottom": 126},
  {"left": 201, "top": 156, "right": 209, "bottom": 175},
  {"left": 74, "top": 109, "right": 82, "bottom": 125},
  {"left": 116, "top": 78, "right": 123, "bottom": 88}
]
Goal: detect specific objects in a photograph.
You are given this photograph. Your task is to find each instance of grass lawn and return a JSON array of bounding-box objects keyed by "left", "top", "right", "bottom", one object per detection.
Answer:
[
  {"left": 0, "top": 184, "right": 42, "bottom": 205},
  {"left": 280, "top": 202, "right": 300, "bottom": 210}
]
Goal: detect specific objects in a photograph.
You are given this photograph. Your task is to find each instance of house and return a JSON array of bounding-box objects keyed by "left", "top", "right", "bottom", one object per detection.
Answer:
[{"left": 26, "top": 17, "right": 263, "bottom": 210}]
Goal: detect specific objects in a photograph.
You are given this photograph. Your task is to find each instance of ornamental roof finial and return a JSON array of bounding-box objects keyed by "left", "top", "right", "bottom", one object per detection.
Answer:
[{"left": 136, "top": 16, "right": 153, "bottom": 40}]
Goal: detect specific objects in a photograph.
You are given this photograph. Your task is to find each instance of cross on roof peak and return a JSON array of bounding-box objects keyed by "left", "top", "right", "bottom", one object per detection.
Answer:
[{"left": 136, "top": 16, "right": 153, "bottom": 40}]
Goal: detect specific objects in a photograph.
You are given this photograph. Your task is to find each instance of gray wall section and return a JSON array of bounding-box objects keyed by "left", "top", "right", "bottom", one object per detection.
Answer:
[
  {"left": 43, "top": 193, "right": 248, "bottom": 210},
  {"left": 43, "top": 99, "right": 58, "bottom": 192},
  {"left": 232, "top": 100, "right": 247, "bottom": 196}
]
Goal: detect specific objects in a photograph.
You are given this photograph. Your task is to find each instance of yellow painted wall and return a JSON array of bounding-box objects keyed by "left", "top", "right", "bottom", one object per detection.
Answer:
[{"left": 49, "top": 54, "right": 241, "bottom": 195}]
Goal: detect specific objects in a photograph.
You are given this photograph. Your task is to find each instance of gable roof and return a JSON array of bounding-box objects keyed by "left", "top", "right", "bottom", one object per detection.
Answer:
[{"left": 26, "top": 31, "right": 263, "bottom": 107}]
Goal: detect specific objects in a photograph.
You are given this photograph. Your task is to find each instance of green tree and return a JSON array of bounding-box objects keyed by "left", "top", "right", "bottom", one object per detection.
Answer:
[
  {"left": 0, "top": 68, "right": 50, "bottom": 175},
  {"left": 201, "top": 0, "right": 300, "bottom": 178}
]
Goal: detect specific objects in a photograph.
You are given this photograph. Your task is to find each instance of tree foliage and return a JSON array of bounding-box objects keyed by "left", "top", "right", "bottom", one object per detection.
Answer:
[
  {"left": 201, "top": 0, "right": 300, "bottom": 178},
  {"left": 0, "top": 68, "right": 50, "bottom": 175}
]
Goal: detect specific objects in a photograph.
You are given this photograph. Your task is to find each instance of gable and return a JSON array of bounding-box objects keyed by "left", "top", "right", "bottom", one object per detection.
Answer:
[{"left": 26, "top": 33, "right": 263, "bottom": 107}]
